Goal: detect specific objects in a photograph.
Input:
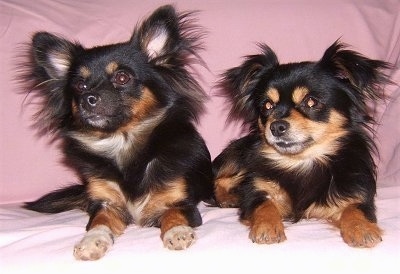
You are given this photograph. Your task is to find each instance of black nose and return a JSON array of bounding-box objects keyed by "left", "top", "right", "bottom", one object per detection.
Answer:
[
  {"left": 270, "top": 120, "right": 289, "bottom": 137},
  {"left": 81, "top": 93, "right": 100, "bottom": 109}
]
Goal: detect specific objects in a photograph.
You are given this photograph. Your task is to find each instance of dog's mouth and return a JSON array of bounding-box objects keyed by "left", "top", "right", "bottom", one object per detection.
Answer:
[
  {"left": 271, "top": 138, "right": 313, "bottom": 154},
  {"left": 83, "top": 114, "right": 110, "bottom": 128},
  {"left": 78, "top": 111, "right": 115, "bottom": 130},
  {"left": 84, "top": 115, "right": 110, "bottom": 128}
]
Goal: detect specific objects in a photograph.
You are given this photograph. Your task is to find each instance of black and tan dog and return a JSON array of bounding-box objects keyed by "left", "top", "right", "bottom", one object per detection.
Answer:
[
  {"left": 213, "top": 41, "right": 392, "bottom": 248},
  {"left": 22, "top": 5, "right": 213, "bottom": 260}
]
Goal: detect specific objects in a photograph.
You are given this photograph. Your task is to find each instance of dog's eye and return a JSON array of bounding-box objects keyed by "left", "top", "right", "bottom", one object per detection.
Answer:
[
  {"left": 114, "top": 71, "right": 131, "bottom": 85},
  {"left": 264, "top": 100, "right": 275, "bottom": 111},
  {"left": 306, "top": 97, "right": 317, "bottom": 108},
  {"left": 75, "top": 80, "right": 89, "bottom": 93},
  {"left": 302, "top": 96, "right": 325, "bottom": 110}
]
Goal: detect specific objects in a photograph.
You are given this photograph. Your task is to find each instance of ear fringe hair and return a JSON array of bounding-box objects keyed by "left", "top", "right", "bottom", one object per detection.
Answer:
[
  {"left": 160, "top": 8, "right": 209, "bottom": 122},
  {"left": 134, "top": 5, "right": 208, "bottom": 122},
  {"left": 320, "top": 40, "right": 395, "bottom": 164},
  {"left": 320, "top": 40, "right": 394, "bottom": 119},
  {"left": 218, "top": 43, "right": 279, "bottom": 127},
  {"left": 15, "top": 35, "right": 79, "bottom": 137}
]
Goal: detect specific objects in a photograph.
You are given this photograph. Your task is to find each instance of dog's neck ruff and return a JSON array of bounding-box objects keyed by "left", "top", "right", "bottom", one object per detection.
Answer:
[
  {"left": 261, "top": 145, "right": 334, "bottom": 174},
  {"left": 69, "top": 110, "right": 166, "bottom": 169}
]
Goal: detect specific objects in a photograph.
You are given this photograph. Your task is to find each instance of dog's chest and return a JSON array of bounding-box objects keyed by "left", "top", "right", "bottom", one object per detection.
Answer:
[{"left": 71, "top": 131, "right": 139, "bottom": 169}]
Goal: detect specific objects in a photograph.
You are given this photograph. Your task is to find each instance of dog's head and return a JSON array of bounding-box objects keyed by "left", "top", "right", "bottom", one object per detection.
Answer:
[
  {"left": 221, "top": 41, "right": 391, "bottom": 160},
  {"left": 23, "top": 5, "right": 205, "bottom": 135}
]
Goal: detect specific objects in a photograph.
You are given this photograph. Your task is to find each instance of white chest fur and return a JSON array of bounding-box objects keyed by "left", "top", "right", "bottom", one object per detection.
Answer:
[
  {"left": 70, "top": 111, "right": 166, "bottom": 169},
  {"left": 70, "top": 131, "right": 138, "bottom": 169}
]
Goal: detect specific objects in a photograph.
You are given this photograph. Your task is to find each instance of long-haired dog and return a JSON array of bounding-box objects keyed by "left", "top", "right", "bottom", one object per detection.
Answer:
[
  {"left": 21, "top": 5, "right": 213, "bottom": 260},
  {"left": 213, "top": 41, "right": 392, "bottom": 248}
]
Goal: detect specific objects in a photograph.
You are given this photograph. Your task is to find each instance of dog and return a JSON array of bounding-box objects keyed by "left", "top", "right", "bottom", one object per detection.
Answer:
[
  {"left": 21, "top": 5, "right": 213, "bottom": 260},
  {"left": 213, "top": 41, "right": 392, "bottom": 248}
]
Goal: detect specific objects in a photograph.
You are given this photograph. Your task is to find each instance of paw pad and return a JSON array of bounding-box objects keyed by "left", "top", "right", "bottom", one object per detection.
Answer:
[{"left": 163, "top": 225, "right": 196, "bottom": 250}]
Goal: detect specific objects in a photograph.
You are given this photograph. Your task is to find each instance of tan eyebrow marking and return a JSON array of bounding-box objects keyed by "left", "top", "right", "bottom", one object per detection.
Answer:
[
  {"left": 79, "top": 66, "right": 91, "bottom": 78},
  {"left": 266, "top": 88, "right": 280, "bottom": 103},
  {"left": 292, "top": 87, "right": 310, "bottom": 105},
  {"left": 106, "top": 61, "right": 119, "bottom": 75}
]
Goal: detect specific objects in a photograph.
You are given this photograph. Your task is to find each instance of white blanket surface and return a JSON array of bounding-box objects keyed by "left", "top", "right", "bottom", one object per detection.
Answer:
[{"left": 1, "top": 186, "right": 399, "bottom": 274}]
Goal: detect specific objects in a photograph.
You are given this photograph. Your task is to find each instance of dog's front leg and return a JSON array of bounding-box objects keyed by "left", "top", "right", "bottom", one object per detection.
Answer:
[
  {"left": 160, "top": 208, "right": 200, "bottom": 250},
  {"left": 74, "top": 179, "right": 131, "bottom": 260},
  {"left": 73, "top": 202, "right": 130, "bottom": 260},
  {"left": 73, "top": 223, "right": 114, "bottom": 261},
  {"left": 339, "top": 204, "right": 382, "bottom": 248},
  {"left": 245, "top": 199, "right": 286, "bottom": 244}
]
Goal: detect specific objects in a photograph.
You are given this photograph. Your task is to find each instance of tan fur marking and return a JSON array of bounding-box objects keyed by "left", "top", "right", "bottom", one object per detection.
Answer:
[
  {"left": 339, "top": 205, "right": 382, "bottom": 248},
  {"left": 71, "top": 100, "right": 79, "bottom": 120},
  {"left": 214, "top": 177, "right": 240, "bottom": 208},
  {"left": 139, "top": 178, "right": 187, "bottom": 226},
  {"left": 253, "top": 179, "right": 292, "bottom": 218},
  {"left": 80, "top": 66, "right": 91, "bottom": 78},
  {"left": 86, "top": 179, "right": 128, "bottom": 235},
  {"left": 106, "top": 61, "right": 118, "bottom": 75},
  {"left": 132, "top": 88, "right": 159, "bottom": 122},
  {"left": 292, "top": 87, "right": 309, "bottom": 105},
  {"left": 87, "top": 179, "right": 126, "bottom": 206},
  {"left": 160, "top": 208, "right": 190, "bottom": 239},
  {"left": 214, "top": 162, "right": 244, "bottom": 207},
  {"left": 246, "top": 200, "right": 286, "bottom": 244},
  {"left": 262, "top": 110, "right": 348, "bottom": 170},
  {"left": 296, "top": 110, "right": 348, "bottom": 162},
  {"left": 215, "top": 161, "right": 240, "bottom": 179},
  {"left": 304, "top": 196, "right": 363, "bottom": 221},
  {"left": 117, "top": 87, "right": 159, "bottom": 134},
  {"left": 266, "top": 88, "right": 280, "bottom": 103},
  {"left": 88, "top": 208, "right": 127, "bottom": 236}
]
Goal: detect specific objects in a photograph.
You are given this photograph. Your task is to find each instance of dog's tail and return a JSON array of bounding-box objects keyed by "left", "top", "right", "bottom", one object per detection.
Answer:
[{"left": 23, "top": 184, "right": 88, "bottom": 213}]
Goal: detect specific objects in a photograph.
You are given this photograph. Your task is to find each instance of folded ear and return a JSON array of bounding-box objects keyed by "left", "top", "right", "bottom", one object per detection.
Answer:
[
  {"left": 133, "top": 5, "right": 200, "bottom": 63},
  {"left": 220, "top": 44, "right": 279, "bottom": 123},
  {"left": 31, "top": 32, "right": 81, "bottom": 80},
  {"left": 319, "top": 40, "right": 392, "bottom": 100}
]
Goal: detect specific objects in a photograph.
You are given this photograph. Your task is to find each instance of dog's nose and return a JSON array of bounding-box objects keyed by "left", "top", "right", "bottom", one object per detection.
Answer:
[
  {"left": 81, "top": 93, "right": 100, "bottom": 108},
  {"left": 270, "top": 120, "right": 289, "bottom": 137}
]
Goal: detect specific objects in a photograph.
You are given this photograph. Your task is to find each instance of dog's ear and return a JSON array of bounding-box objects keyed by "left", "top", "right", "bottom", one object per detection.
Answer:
[
  {"left": 221, "top": 44, "right": 279, "bottom": 124},
  {"left": 24, "top": 32, "right": 82, "bottom": 135},
  {"left": 31, "top": 32, "right": 81, "bottom": 80},
  {"left": 133, "top": 5, "right": 201, "bottom": 63},
  {"left": 319, "top": 40, "right": 392, "bottom": 101},
  {"left": 130, "top": 5, "right": 207, "bottom": 120}
]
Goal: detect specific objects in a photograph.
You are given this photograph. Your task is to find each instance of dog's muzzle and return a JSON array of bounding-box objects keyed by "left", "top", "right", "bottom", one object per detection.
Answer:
[{"left": 267, "top": 120, "right": 312, "bottom": 154}]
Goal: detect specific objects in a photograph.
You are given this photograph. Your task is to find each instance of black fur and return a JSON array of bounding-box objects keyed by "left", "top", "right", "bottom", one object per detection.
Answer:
[
  {"left": 214, "top": 40, "right": 392, "bottom": 247},
  {"left": 20, "top": 5, "right": 213, "bottom": 259}
]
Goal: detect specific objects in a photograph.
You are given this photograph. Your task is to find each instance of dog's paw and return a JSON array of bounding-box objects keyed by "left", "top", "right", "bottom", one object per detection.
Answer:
[
  {"left": 249, "top": 221, "right": 286, "bottom": 244},
  {"left": 73, "top": 225, "right": 114, "bottom": 260},
  {"left": 341, "top": 221, "right": 382, "bottom": 248},
  {"left": 163, "top": 225, "right": 196, "bottom": 250}
]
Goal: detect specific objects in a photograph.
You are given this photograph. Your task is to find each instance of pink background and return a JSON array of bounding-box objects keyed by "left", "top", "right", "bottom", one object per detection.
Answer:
[{"left": 0, "top": 0, "right": 399, "bottom": 204}]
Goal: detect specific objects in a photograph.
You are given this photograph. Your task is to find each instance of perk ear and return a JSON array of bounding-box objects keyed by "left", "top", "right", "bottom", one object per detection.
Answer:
[
  {"left": 319, "top": 40, "right": 392, "bottom": 100},
  {"left": 22, "top": 32, "right": 82, "bottom": 135},
  {"left": 220, "top": 44, "right": 279, "bottom": 123},
  {"left": 128, "top": 5, "right": 207, "bottom": 121},
  {"left": 31, "top": 32, "right": 81, "bottom": 80},
  {"left": 134, "top": 5, "right": 180, "bottom": 60},
  {"left": 132, "top": 5, "right": 202, "bottom": 63}
]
